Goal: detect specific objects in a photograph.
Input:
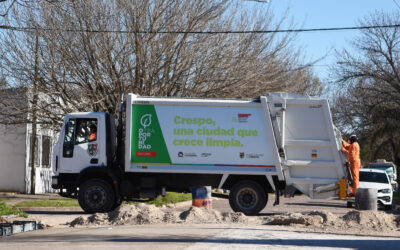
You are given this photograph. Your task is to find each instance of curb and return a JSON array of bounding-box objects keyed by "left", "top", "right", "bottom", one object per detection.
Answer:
[{"left": 1, "top": 221, "right": 39, "bottom": 236}]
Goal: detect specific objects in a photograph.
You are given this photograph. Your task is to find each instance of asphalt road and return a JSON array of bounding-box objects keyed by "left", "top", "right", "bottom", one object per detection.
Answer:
[
  {"left": 213, "top": 193, "right": 355, "bottom": 216},
  {"left": 1, "top": 224, "right": 400, "bottom": 250}
]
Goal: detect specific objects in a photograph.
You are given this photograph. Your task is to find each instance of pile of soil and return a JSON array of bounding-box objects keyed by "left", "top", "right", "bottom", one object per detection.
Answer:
[
  {"left": 69, "top": 204, "right": 249, "bottom": 227},
  {"left": 264, "top": 210, "right": 400, "bottom": 236},
  {"left": 67, "top": 204, "right": 400, "bottom": 236},
  {"left": 0, "top": 216, "right": 9, "bottom": 223}
]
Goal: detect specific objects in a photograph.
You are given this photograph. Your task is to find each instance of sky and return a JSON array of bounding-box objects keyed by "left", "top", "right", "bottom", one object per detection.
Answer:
[{"left": 248, "top": 0, "right": 399, "bottom": 81}]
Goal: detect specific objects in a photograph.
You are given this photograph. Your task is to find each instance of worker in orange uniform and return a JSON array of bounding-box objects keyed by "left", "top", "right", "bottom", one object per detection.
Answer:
[
  {"left": 341, "top": 135, "right": 361, "bottom": 196},
  {"left": 89, "top": 124, "right": 97, "bottom": 141}
]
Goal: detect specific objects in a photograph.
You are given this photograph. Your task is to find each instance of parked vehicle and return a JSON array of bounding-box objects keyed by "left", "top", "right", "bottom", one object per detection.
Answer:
[
  {"left": 51, "top": 92, "right": 347, "bottom": 214},
  {"left": 359, "top": 168, "right": 393, "bottom": 210},
  {"left": 364, "top": 159, "right": 398, "bottom": 191}
]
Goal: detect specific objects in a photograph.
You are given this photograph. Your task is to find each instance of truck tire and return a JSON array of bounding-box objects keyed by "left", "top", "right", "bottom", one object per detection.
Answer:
[
  {"left": 346, "top": 201, "right": 353, "bottom": 208},
  {"left": 229, "top": 180, "right": 267, "bottom": 215},
  {"left": 78, "top": 179, "right": 115, "bottom": 213}
]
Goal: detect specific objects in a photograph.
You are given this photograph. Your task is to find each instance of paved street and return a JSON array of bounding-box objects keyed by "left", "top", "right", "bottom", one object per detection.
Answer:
[
  {"left": 213, "top": 194, "right": 355, "bottom": 216},
  {"left": 1, "top": 224, "right": 400, "bottom": 250}
]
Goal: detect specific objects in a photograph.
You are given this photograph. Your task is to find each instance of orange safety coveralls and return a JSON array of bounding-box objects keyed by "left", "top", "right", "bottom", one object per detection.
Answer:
[
  {"left": 341, "top": 140, "right": 361, "bottom": 195},
  {"left": 89, "top": 132, "right": 97, "bottom": 141}
]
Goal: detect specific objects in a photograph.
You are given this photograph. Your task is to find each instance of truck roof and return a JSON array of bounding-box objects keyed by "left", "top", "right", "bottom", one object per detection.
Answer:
[{"left": 67, "top": 112, "right": 106, "bottom": 116}]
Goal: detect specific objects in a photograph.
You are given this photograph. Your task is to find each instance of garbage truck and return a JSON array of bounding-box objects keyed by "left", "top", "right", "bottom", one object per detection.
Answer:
[{"left": 51, "top": 92, "right": 347, "bottom": 214}]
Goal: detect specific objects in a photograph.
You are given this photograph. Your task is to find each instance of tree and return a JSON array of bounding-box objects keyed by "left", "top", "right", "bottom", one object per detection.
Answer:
[
  {"left": 0, "top": 0, "right": 318, "bottom": 194},
  {"left": 0, "top": 0, "right": 316, "bottom": 125},
  {"left": 332, "top": 10, "right": 400, "bottom": 167}
]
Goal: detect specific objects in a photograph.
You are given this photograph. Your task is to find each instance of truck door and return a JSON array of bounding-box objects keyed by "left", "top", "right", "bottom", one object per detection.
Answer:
[{"left": 59, "top": 116, "right": 106, "bottom": 173}]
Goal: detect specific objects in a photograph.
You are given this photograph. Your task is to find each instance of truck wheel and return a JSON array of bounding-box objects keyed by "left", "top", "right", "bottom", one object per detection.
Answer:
[
  {"left": 78, "top": 179, "right": 115, "bottom": 213},
  {"left": 346, "top": 201, "right": 353, "bottom": 208},
  {"left": 229, "top": 180, "right": 267, "bottom": 215}
]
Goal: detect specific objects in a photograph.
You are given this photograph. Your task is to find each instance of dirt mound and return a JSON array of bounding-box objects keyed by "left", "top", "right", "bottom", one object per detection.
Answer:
[
  {"left": 263, "top": 209, "right": 399, "bottom": 234},
  {"left": 69, "top": 216, "right": 86, "bottom": 227},
  {"left": 68, "top": 204, "right": 251, "bottom": 227},
  {"left": 109, "top": 204, "right": 164, "bottom": 225},
  {"left": 266, "top": 212, "right": 324, "bottom": 226},
  {"left": 0, "top": 217, "right": 9, "bottom": 223},
  {"left": 342, "top": 210, "right": 397, "bottom": 230},
  {"left": 306, "top": 210, "right": 337, "bottom": 225},
  {"left": 180, "top": 207, "right": 223, "bottom": 223},
  {"left": 67, "top": 203, "right": 400, "bottom": 236},
  {"left": 222, "top": 212, "right": 248, "bottom": 223}
]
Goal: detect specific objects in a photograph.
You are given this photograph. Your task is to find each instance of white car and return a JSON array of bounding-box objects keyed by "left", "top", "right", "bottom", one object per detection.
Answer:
[{"left": 358, "top": 168, "right": 393, "bottom": 210}]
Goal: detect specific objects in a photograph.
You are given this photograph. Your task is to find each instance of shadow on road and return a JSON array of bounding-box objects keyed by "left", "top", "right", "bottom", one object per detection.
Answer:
[
  {"left": 284, "top": 202, "right": 346, "bottom": 208},
  {"left": 106, "top": 237, "right": 400, "bottom": 249}
]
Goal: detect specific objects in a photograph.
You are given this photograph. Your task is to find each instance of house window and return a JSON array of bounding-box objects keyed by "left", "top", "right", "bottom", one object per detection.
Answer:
[{"left": 42, "top": 135, "right": 51, "bottom": 168}]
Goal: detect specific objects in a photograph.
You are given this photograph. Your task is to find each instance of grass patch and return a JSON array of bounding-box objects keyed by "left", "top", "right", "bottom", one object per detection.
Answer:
[
  {"left": 0, "top": 197, "right": 13, "bottom": 202},
  {"left": 124, "top": 192, "right": 192, "bottom": 207},
  {"left": 149, "top": 192, "right": 192, "bottom": 207},
  {"left": 13, "top": 192, "right": 192, "bottom": 208},
  {"left": 0, "top": 202, "right": 27, "bottom": 217},
  {"left": 14, "top": 197, "right": 79, "bottom": 208}
]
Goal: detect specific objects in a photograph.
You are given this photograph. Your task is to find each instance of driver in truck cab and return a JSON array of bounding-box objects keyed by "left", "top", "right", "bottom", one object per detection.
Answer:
[
  {"left": 342, "top": 135, "right": 361, "bottom": 196},
  {"left": 89, "top": 124, "right": 97, "bottom": 141}
]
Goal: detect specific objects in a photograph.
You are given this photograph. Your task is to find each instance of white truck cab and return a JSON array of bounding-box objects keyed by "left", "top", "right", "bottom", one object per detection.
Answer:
[{"left": 56, "top": 113, "right": 107, "bottom": 172}]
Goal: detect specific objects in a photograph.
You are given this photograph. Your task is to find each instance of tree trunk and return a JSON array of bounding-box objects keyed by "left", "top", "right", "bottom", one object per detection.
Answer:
[{"left": 30, "top": 34, "right": 39, "bottom": 195}]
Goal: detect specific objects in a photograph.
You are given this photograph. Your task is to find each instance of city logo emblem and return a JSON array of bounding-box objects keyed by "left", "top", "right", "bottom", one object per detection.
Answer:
[
  {"left": 237, "top": 113, "right": 251, "bottom": 123},
  {"left": 88, "top": 144, "right": 98, "bottom": 157}
]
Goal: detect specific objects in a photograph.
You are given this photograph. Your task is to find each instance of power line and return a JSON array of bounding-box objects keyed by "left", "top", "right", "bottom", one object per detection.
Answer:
[{"left": 0, "top": 24, "right": 400, "bottom": 34}]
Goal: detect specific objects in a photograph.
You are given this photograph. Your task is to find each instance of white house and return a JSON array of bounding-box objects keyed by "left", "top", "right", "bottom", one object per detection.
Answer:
[
  {"left": 0, "top": 87, "right": 57, "bottom": 193},
  {"left": 0, "top": 123, "right": 56, "bottom": 193}
]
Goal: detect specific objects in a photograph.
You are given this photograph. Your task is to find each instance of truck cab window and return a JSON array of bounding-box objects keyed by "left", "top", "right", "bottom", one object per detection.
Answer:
[
  {"left": 75, "top": 119, "right": 97, "bottom": 144},
  {"left": 64, "top": 119, "right": 75, "bottom": 146},
  {"left": 63, "top": 119, "right": 75, "bottom": 158}
]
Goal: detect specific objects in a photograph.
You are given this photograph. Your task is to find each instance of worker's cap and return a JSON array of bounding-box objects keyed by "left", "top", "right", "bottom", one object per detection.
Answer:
[{"left": 349, "top": 134, "right": 357, "bottom": 143}]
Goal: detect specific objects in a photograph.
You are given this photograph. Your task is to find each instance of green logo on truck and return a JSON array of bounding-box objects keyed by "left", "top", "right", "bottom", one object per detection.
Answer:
[
  {"left": 140, "top": 114, "right": 152, "bottom": 128},
  {"left": 131, "top": 105, "right": 171, "bottom": 164}
]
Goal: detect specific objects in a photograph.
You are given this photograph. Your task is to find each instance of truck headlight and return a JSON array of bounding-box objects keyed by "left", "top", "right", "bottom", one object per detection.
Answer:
[{"left": 379, "top": 188, "right": 391, "bottom": 194}]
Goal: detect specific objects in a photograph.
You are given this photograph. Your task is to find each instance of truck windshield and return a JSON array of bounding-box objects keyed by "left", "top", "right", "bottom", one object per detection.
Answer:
[{"left": 359, "top": 172, "right": 389, "bottom": 184}]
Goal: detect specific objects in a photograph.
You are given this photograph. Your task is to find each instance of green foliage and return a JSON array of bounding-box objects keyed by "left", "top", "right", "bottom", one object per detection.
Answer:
[
  {"left": 148, "top": 192, "right": 192, "bottom": 207},
  {"left": 124, "top": 192, "right": 192, "bottom": 207},
  {"left": 14, "top": 197, "right": 79, "bottom": 207},
  {"left": 0, "top": 202, "right": 27, "bottom": 217}
]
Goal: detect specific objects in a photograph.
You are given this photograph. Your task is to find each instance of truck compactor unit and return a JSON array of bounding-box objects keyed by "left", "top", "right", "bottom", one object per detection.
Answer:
[{"left": 52, "top": 92, "right": 347, "bottom": 214}]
